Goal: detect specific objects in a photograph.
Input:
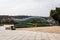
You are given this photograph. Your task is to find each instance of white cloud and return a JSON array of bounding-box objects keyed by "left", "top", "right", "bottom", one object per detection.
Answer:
[{"left": 0, "top": 0, "right": 60, "bottom": 17}]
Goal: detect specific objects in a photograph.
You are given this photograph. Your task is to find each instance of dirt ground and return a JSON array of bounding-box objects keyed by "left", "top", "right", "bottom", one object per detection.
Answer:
[{"left": 16, "top": 26, "right": 60, "bottom": 33}]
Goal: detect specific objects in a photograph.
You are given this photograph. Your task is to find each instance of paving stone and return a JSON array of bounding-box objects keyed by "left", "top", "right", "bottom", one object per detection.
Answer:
[{"left": 0, "top": 27, "right": 60, "bottom": 40}]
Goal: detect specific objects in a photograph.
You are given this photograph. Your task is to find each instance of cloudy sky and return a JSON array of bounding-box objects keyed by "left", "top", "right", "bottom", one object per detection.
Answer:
[{"left": 0, "top": 0, "right": 60, "bottom": 17}]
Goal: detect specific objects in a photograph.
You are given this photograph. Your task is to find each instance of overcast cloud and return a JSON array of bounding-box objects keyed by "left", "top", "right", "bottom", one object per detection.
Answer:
[{"left": 0, "top": 0, "right": 60, "bottom": 17}]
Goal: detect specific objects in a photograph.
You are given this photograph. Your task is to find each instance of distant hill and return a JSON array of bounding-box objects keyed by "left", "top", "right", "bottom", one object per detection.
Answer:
[{"left": 0, "top": 15, "right": 33, "bottom": 19}]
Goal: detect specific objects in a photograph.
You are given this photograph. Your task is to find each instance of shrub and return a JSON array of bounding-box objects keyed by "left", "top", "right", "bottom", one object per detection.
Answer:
[{"left": 14, "top": 23, "right": 34, "bottom": 28}]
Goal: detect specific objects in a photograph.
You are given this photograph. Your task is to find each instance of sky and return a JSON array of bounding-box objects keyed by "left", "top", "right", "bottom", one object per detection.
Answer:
[{"left": 0, "top": 0, "right": 60, "bottom": 17}]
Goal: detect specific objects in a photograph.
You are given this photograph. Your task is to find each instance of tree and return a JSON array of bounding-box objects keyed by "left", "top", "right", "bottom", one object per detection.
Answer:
[{"left": 50, "top": 7, "right": 60, "bottom": 25}]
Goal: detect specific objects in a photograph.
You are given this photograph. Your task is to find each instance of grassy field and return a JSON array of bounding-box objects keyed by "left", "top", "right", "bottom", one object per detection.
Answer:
[{"left": 17, "top": 26, "right": 60, "bottom": 33}]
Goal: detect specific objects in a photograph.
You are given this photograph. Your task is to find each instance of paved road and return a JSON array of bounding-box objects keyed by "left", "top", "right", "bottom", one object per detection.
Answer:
[{"left": 0, "top": 27, "right": 60, "bottom": 40}]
